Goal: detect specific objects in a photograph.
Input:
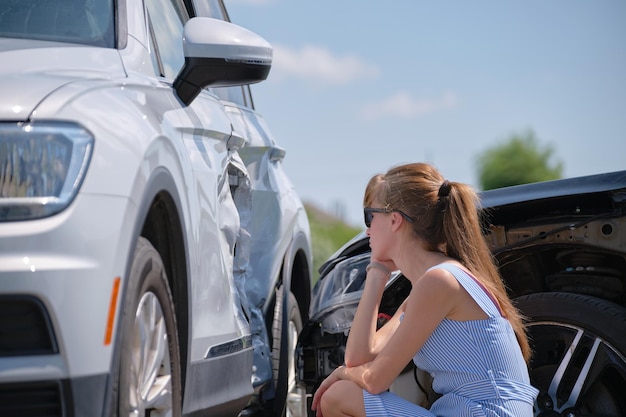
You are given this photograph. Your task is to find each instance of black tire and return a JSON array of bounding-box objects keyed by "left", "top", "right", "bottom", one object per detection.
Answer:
[
  {"left": 515, "top": 292, "right": 626, "bottom": 417},
  {"left": 118, "top": 237, "right": 182, "bottom": 417},
  {"left": 271, "top": 287, "right": 306, "bottom": 417}
]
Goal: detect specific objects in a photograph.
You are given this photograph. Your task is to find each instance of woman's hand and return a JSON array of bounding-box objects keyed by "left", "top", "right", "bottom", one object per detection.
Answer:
[
  {"left": 370, "top": 257, "right": 397, "bottom": 274},
  {"left": 311, "top": 366, "right": 344, "bottom": 417}
]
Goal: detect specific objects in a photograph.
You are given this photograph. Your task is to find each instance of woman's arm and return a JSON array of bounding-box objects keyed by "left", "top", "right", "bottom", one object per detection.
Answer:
[
  {"left": 319, "top": 269, "right": 458, "bottom": 395},
  {"left": 344, "top": 263, "right": 398, "bottom": 366}
]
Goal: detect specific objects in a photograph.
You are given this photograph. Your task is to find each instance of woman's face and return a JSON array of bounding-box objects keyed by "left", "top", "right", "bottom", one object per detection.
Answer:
[{"left": 365, "top": 203, "right": 395, "bottom": 261}]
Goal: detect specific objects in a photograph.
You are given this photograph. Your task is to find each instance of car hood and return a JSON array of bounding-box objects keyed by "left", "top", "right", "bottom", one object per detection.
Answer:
[
  {"left": 479, "top": 170, "right": 626, "bottom": 210},
  {"left": 0, "top": 38, "right": 125, "bottom": 120}
]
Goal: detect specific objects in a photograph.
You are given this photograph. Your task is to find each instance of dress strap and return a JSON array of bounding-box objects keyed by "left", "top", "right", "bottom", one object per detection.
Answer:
[{"left": 427, "top": 263, "right": 502, "bottom": 317}]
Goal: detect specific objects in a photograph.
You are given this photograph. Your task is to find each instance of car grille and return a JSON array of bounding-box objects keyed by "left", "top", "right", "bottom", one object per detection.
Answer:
[
  {"left": 0, "top": 296, "right": 57, "bottom": 356},
  {"left": 0, "top": 381, "right": 64, "bottom": 417}
]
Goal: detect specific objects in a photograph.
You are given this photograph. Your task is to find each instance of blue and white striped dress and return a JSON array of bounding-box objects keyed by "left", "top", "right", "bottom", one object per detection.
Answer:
[{"left": 363, "top": 263, "right": 538, "bottom": 416}]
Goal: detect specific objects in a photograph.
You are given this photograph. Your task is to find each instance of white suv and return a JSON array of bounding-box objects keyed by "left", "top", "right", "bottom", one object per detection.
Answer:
[{"left": 0, "top": 1, "right": 312, "bottom": 416}]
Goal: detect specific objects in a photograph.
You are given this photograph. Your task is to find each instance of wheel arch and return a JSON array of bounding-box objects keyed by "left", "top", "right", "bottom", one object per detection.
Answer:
[
  {"left": 281, "top": 230, "right": 312, "bottom": 324},
  {"left": 494, "top": 244, "right": 626, "bottom": 309},
  {"left": 109, "top": 167, "right": 190, "bottom": 410},
  {"left": 139, "top": 178, "right": 190, "bottom": 393}
]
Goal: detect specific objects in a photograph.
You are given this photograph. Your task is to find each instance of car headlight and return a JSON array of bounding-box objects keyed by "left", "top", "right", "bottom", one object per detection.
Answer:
[
  {"left": 309, "top": 253, "right": 368, "bottom": 334},
  {"left": 311, "top": 252, "right": 405, "bottom": 334},
  {"left": 0, "top": 122, "right": 94, "bottom": 221}
]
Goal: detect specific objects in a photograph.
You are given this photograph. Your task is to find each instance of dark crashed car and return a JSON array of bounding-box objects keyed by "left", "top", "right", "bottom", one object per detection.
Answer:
[{"left": 297, "top": 170, "right": 626, "bottom": 417}]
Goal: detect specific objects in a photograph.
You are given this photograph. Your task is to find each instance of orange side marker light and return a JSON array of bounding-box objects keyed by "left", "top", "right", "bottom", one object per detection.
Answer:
[{"left": 104, "top": 277, "right": 121, "bottom": 345}]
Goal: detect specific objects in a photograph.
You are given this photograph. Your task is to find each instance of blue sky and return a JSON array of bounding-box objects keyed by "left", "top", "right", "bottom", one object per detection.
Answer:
[{"left": 226, "top": 0, "right": 626, "bottom": 227}]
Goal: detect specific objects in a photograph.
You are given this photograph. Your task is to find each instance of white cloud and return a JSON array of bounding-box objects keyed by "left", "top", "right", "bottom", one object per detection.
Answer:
[
  {"left": 360, "top": 91, "right": 458, "bottom": 120},
  {"left": 269, "top": 44, "right": 380, "bottom": 85}
]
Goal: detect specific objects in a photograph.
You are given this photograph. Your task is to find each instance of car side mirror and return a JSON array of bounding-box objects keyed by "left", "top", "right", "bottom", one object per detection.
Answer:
[{"left": 174, "top": 17, "right": 272, "bottom": 105}]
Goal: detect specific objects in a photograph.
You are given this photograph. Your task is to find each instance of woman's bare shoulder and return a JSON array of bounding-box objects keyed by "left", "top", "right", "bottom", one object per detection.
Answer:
[
  {"left": 405, "top": 267, "right": 461, "bottom": 319},
  {"left": 414, "top": 265, "right": 462, "bottom": 293}
]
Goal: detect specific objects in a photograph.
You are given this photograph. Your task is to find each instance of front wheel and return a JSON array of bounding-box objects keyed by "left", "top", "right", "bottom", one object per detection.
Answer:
[
  {"left": 515, "top": 292, "right": 626, "bottom": 417},
  {"left": 117, "top": 237, "right": 182, "bottom": 417}
]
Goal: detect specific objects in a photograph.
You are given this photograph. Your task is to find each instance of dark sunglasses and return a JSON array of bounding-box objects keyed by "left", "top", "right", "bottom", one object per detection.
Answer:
[{"left": 363, "top": 207, "right": 415, "bottom": 228}]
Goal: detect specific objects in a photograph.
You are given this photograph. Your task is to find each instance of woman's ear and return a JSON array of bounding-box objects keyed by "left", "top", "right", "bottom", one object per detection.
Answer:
[{"left": 390, "top": 212, "right": 403, "bottom": 231}]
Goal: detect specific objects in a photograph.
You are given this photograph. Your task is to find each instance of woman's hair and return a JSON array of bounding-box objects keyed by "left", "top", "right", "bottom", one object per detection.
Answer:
[{"left": 364, "top": 162, "right": 532, "bottom": 362}]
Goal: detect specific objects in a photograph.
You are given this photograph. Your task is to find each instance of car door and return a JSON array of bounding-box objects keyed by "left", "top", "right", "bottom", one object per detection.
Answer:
[{"left": 144, "top": 0, "right": 254, "bottom": 412}]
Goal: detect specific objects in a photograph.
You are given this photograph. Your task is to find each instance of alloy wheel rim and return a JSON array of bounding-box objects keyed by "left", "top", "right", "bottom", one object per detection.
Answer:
[
  {"left": 530, "top": 321, "right": 626, "bottom": 417},
  {"left": 129, "top": 291, "right": 173, "bottom": 417}
]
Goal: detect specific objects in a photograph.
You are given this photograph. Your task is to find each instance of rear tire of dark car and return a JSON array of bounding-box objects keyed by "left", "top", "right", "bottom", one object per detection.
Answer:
[
  {"left": 118, "top": 237, "right": 182, "bottom": 417},
  {"left": 515, "top": 292, "right": 626, "bottom": 417}
]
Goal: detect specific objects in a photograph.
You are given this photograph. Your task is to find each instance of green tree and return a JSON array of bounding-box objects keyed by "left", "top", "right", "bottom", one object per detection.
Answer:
[{"left": 476, "top": 130, "right": 563, "bottom": 190}]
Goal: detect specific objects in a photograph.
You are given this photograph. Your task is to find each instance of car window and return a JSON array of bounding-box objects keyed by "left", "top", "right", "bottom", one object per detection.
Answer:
[
  {"left": 212, "top": 86, "right": 247, "bottom": 107},
  {"left": 146, "top": 0, "right": 188, "bottom": 79},
  {"left": 147, "top": 19, "right": 164, "bottom": 78},
  {"left": 0, "top": 0, "right": 114, "bottom": 47},
  {"left": 211, "top": 85, "right": 255, "bottom": 109},
  {"left": 192, "top": 0, "right": 227, "bottom": 20}
]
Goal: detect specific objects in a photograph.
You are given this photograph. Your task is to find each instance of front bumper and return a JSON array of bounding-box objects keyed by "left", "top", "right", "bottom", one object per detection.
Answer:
[
  {"left": 0, "top": 193, "right": 136, "bottom": 415},
  {"left": 0, "top": 373, "right": 109, "bottom": 417}
]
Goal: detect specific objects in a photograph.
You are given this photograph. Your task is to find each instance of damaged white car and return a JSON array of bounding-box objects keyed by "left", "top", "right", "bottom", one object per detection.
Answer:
[
  {"left": 0, "top": 0, "right": 312, "bottom": 416},
  {"left": 297, "top": 171, "right": 626, "bottom": 417}
]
